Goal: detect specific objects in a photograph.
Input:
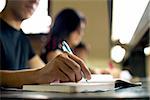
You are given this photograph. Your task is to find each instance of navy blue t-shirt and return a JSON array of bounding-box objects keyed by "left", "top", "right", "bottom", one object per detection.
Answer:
[{"left": 0, "top": 19, "right": 35, "bottom": 70}]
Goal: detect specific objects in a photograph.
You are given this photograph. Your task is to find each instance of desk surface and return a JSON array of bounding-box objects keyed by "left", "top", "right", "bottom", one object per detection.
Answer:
[{"left": 1, "top": 80, "right": 150, "bottom": 100}]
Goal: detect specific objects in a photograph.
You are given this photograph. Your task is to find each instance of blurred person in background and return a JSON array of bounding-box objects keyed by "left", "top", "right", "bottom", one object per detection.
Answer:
[
  {"left": 74, "top": 42, "right": 90, "bottom": 61},
  {"left": 74, "top": 42, "right": 113, "bottom": 74},
  {"left": 74, "top": 42, "right": 96, "bottom": 74},
  {"left": 41, "top": 8, "right": 86, "bottom": 63}
]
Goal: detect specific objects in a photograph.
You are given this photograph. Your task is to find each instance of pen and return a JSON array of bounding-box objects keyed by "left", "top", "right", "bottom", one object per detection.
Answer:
[
  {"left": 62, "top": 41, "right": 73, "bottom": 54},
  {"left": 62, "top": 41, "right": 88, "bottom": 82}
]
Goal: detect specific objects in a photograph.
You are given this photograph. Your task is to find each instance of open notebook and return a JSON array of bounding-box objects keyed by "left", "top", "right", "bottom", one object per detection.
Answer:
[{"left": 23, "top": 74, "right": 141, "bottom": 93}]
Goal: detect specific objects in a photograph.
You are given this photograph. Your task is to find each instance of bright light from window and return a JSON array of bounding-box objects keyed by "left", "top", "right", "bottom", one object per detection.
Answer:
[
  {"left": 0, "top": 0, "right": 6, "bottom": 12},
  {"left": 21, "top": 0, "right": 51, "bottom": 34},
  {"left": 112, "top": 0, "right": 149, "bottom": 44},
  {"left": 144, "top": 46, "right": 150, "bottom": 56},
  {"left": 111, "top": 45, "right": 126, "bottom": 63}
]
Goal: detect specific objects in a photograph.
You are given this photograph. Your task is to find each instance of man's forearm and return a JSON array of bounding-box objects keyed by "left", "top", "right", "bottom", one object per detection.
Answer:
[{"left": 0, "top": 69, "right": 40, "bottom": 88}]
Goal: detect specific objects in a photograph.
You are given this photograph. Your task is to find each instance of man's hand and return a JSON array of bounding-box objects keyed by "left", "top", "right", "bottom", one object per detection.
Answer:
[
  {"left": 0, "top": 53, "right": 91, "bottom": 88},
  {"left": 37, "top": 52, "right": 91, "bottom": 84}
]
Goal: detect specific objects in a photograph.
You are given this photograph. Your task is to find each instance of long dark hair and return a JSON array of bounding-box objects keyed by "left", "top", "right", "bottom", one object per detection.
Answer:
[{"left": 41, "top": 8, "right": 86, "bottom": 63}]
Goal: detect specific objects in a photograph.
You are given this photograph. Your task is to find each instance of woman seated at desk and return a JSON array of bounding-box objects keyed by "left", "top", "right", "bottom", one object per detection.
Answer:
[{"left": 41, "top": 8, "right": 86, "bottom": 63}]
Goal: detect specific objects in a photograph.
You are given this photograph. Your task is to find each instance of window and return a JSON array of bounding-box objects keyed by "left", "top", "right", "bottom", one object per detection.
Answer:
[
  {"left": 0, "top": 0, "right": 6, "bottom": 12},
  {"left": 21, "top": 0, "right": 52, "bottom": 34},
  {"left": 111, "top": 0, "right": 149, "bottom": 44}
]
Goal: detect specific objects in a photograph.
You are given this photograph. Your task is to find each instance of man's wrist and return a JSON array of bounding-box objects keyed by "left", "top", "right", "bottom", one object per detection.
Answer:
[{"left": 32, "top": 68, "right": 42, "bottom": 84}]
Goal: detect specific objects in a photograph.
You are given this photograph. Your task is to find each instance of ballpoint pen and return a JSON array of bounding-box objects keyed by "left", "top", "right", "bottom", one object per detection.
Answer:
[{"left": 62, "top": 41, "right": 88, "bottom": 82}]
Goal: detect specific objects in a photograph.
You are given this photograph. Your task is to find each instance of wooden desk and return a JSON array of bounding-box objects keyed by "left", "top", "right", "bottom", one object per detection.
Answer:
[{"left": 1, "top": 80, "right": 150, "bottom": 100}]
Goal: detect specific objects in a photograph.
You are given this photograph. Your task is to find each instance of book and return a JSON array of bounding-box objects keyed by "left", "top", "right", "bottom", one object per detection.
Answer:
[{"left": 23, "top": 74, "right": 141, "bottom": 93}]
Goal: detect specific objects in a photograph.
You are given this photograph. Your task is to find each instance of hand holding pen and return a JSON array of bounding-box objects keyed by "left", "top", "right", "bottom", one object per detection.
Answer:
[{"left": 62, "top": 41, "right": 90, "bottom": 82}]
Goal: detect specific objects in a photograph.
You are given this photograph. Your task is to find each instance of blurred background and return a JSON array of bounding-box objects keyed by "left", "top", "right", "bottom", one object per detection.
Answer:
[{"left": 0, "top": 0, "right": 149, "bottom": 79}]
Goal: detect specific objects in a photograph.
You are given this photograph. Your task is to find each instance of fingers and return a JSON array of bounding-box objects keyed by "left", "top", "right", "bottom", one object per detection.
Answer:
[
  {"left": 56, "top": 54, "right": 82, "bottom": 82},
  {"left": 67, "top": 53, "right": 91, "bottom": 80},
  {"left": 57, "top": 60, "right": 76, "bottom": 82},
  {"left": 51, "top": 69, "right": 70, "bottom": 83},
  {"left": 62, "top": 57, "right": 82, "bottom": 81},
  {"left": 53, "top": 52, "right": 91, "bottom": 83},
  {"left": 58, "top": 70, "right": 70, "bottom": 82},
  {"left": 40, "top": 52, "right": 90, "bottom": 84}
]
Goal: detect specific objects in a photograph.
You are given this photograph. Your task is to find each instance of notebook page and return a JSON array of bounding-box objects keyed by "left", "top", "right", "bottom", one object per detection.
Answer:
[{"left": 80, "top": 74, "right": 114, "bottom": 83}]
